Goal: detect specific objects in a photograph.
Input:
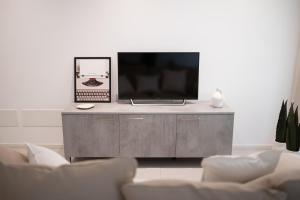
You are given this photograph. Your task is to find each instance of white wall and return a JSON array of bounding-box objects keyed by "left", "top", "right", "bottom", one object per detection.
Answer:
[
  {"left": 0, "top": 0, "right": 299, "bottom": 146},
  {"left": 292, "top": 49, "right": 300, "bottom": 106},
  {"left": 295, "top": 79, "right": 300, "bottom": 106}
]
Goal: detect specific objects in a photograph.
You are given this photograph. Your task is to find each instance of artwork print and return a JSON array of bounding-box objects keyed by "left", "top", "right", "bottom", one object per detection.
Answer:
[{"left": 74, "top": 57, "right": 111, "bottom": 102}]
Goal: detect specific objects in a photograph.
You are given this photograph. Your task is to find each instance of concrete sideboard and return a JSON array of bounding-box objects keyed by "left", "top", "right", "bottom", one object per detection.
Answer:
[{"left": 62, "top": 101, "right": 234, "bottom": 160}]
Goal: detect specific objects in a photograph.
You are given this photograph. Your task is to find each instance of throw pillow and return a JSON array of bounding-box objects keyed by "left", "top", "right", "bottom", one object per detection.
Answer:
[
  {"left": 0, "top": 158, "right": 137, "bottom": 200},
  {"left": 26, "top": 143, "right": 69, "bottom": 167},
  {"left": 201, "top": 150, "right": 282, "bottom": 183}
]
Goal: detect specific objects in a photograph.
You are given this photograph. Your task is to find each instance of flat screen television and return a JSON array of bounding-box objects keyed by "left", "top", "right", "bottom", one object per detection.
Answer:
[{"left": 118, "top": 52, "right": 199, "bottom": 100}]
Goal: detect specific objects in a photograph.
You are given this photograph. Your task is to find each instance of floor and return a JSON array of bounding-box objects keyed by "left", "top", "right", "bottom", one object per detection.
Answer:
[
  {"left": 73, "top": 157, "right": 204, "bottom": 182},
  {"left": 70, "top": 148, "right": 266, "bottom": 182},
  {"left": 134, "top": 158, "right": 203, "bottom": 182},
  {"left": 132, "top": 148, "right": 264, "bottom": 182}
]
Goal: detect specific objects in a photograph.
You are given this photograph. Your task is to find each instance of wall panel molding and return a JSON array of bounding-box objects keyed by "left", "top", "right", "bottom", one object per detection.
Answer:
[
  {"left": 21, "top": 109, "right": 63, "bottom": 127},
  {"left": 0, "top": 109, "right": 18, "bottom": 127}
]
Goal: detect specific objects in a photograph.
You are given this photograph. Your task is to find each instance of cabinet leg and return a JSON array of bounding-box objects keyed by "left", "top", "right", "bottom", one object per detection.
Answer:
[{"left": 65, "top": 155, "right": 71, "bottom": 163}]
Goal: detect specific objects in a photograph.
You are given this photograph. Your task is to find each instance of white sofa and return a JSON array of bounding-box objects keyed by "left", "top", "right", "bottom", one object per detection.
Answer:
[{"left": 0, "top": 145, "right": 299, "bottom": 200}]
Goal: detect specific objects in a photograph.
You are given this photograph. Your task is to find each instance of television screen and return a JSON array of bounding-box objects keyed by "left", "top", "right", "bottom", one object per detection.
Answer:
[{"left": 118, "top": 52, "right": 199, "bottom": 100}]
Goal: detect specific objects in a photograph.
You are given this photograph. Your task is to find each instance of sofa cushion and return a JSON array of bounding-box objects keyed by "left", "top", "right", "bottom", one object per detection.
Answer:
[
  {"left": 0, "top": 145, "right": 28, "bottom": 164},
  {"left": 247, "top": 169, "right": 300, "bottom": 200},
  {"left": 122, "top": 179, "right": 286, "bottom": 200},
  {"left": 273, "top": 152, "right": 300, "bottom": 174},
  {"left": 247, "top": 153, "right": 300, "bottom": 200},
  {"left": 201, "top": 150, "right": 282, "bottom": 183},
  {"left": 0, "top": 158, "right": 137, "bottom": 200},
  {"left": 26, "top": 143, "right": 69, "bottom": 167}
]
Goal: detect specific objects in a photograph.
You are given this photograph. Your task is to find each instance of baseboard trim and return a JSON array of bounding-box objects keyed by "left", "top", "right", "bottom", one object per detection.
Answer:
[
  {"left": 1, "top": 143, "right": 64, "bottom": 155},
  {"left": 233, "top": 144, "right": 273, "bottom": 150},
  {"left": 232, "top": 144, "right": 273, "bottom": 155},
  {"left": 3, "top": 143, "right": 64, "bottom": 149}
]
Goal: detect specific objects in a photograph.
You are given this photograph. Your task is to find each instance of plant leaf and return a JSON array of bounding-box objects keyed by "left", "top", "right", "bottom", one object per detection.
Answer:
[
  {"left": 276, "top": 100, "right": 287, "bottom": 143},
  {"left": 286, "top": 103, "right": 300, "bottom": 151}
]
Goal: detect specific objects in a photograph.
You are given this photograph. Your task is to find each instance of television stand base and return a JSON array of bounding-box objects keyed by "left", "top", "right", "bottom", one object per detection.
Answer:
[{"left": 130, "top": 99, "right": 186, "bottom": 106}]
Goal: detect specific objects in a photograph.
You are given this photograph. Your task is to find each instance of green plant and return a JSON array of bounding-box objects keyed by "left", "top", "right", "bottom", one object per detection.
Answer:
[
  {"left": 275, "top": 100, "right": 287, "bottom": 143},
  {"left": 298, "top": 123, "right": 300, "bottom": 148},
  {"left": 286, "top": 103, "right": 300, "bottom": 151},
  {"left": 295, "top": 106, "right": 298, "bottom": 125},
  {"left": 295, "top": 106, "right": 299, "bottom": 150}
]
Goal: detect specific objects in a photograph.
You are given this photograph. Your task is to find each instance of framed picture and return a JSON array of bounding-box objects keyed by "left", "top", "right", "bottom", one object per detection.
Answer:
[{"left": 74, "top": 57, "right": 111, "bottom": 103}]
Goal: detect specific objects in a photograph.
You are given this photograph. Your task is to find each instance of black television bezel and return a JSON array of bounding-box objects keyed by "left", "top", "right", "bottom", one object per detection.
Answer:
[{"left": 117, "top": 52, "right": 200, "bottom": 100}]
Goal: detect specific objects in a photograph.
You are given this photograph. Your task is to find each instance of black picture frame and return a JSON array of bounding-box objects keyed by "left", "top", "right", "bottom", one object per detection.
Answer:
[{"left": 74, "top": 57, "right": 111, "bottom": 103}]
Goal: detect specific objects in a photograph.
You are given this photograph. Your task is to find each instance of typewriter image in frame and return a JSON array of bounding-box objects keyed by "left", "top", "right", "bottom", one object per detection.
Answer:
[{"left": 74, "top": 57, "right": 111, "bottom": 103}]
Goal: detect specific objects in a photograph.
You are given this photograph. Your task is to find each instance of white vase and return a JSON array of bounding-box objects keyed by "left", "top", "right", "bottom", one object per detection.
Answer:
[{"left": 211, "top": 88, "right": 224, "bottom": 108}]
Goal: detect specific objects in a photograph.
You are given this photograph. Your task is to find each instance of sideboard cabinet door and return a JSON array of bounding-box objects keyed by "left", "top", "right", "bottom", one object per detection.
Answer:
[
  {"left": 62, "top": 114, "right": 119, "bottom": 157},
  {"left": 176, "top": 114, "right": 234, "bottom": 157},
  {"left": 119, "top": 114, "right": 176, "bottom": 157}
]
